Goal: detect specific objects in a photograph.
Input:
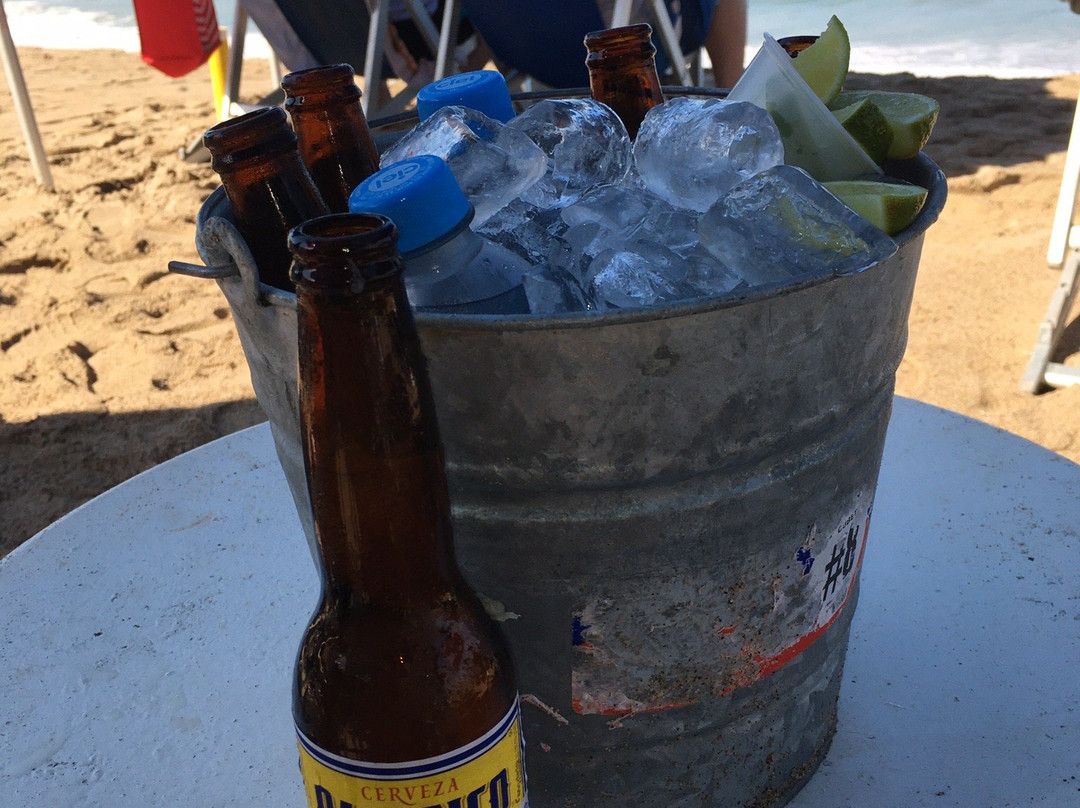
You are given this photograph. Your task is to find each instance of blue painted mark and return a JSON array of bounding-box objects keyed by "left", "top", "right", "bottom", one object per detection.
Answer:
[
  {"left": 571, "top": 614, "right": 591, "bottom": 646},
  {"left": 796, "top": 546, "right": 815, "bottom": 576}
]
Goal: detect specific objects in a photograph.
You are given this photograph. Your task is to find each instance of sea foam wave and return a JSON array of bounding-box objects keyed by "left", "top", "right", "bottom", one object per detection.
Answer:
[
  {"left": 5, "top": 0, "right": 1079, "bottom": 79},
  {"left": 4, "top": 0, "right": 271, "bottom": 59}
]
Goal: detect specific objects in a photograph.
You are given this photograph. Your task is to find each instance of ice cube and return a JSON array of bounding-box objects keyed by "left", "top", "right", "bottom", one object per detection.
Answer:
[
  {"left": 634, "top": 97, "right": 784, "bottom": 213},
  {"left": 475, "top": 198, "right": 566, "bottom": 265},
  {"left": 682, "top": 245, "right": 747, "bottom": 299},
  {"left": 522, "top": 263, "right": 595, "bottom": 315},
  {"left": 697, "top": 164, "right": 898, "bottom": 288},
  {"left": 636, "top": 204, "right": 700, "bottom": 256},
  {"left": 381, "top": 105, "right": 549, "bottom": 225},
  {"left": 561, "top": 183, "right": 657, "bottom": 235},
  {"left": 508, "top": 99, "right": 632, "bottom": 208},
  {"left": 559, "top": 183, "right": 701, "bottom": 258},
  {"left": 548, "top": 223, "right": 605, "bottom": 285},
  {"left": 586, "top": 240, "right": 693, "bottom": 310}
]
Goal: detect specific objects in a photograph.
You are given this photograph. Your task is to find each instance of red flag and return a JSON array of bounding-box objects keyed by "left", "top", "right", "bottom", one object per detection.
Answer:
[{"left": 133, "top": 0, "right": 221, "bottom": 78}]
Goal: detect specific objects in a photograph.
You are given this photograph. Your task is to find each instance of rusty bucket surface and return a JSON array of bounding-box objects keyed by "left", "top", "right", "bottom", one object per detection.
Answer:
[{"left": 179, "top": 104, "right": 946, "bottom": 806}]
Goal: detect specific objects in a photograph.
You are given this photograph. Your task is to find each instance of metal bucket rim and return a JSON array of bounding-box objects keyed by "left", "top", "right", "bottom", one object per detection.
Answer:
[{"left": 195, "top": 86, "right": 947, "bottom": 330}]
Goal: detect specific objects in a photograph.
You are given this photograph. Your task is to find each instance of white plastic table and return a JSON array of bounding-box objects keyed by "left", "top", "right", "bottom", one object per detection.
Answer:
[{"left": 2, "top": 397, "right": 1078, "bottom": 807}]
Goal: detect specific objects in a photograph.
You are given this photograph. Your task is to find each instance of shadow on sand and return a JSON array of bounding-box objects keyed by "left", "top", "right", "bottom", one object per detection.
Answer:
[
  {"left": 6, "top": 72, "right": 1080, "bottom": 555},
  {"left": 846, "top": 72, "right": 1077, "bottom": 176},
  {"left": 1, "top": 399, "right": 266, "bottom": 557}
]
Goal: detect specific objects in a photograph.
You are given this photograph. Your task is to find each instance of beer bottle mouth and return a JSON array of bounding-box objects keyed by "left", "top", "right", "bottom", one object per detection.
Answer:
[
  {"left": 776, "top": 36, "right": 820, "bottom": 57},
  {"left": 288, "top": 213, "right": 403, "bottom": 288},
  {"left": 203, "top": 106, "right": 297, "bottom": 170},
  {"left": 282, "top": 63, "right": 363, "bottom": 107},
  {"left": 584, "top": 23, "right": 657, "bottom": 61}
]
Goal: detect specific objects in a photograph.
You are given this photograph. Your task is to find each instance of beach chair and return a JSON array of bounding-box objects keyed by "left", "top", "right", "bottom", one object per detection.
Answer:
[
  {"left": 1020, "top": 7, "right": 1080, "bottom": 392},
  {"left": 218, "top": 0, "right": 465, "bottom": 119},
  {"left": 1019, "top": 108, "right": 1080, "bottom": 391},
  {"left": 178, "top": 0, "right": 466, "bottom": 160},
  {"left": 455, "top": 0, "right": 603, "bottom": 89},
  {"left": 609, "top": 0, "right": 707, "bottom": 86},
  {"left": 459, "top": 0, "right": 707, "bottom": 90}
]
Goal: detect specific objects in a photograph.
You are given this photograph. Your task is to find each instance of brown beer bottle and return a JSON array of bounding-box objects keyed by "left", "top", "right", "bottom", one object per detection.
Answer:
[
  {"left": 203, "top": 106, "right": 328, "bottom": 292},
  {"left": 289, "top": 213, "right": 528, "bottom": 808},
  {"left": 776, "top": 35, "right": 819, "bottom": 58},
  {"left": 282, "top": 64, "right": 381, "bottom": 213},
  {"left": 584, "top": 23, "right": 664, "bottom": 139}
]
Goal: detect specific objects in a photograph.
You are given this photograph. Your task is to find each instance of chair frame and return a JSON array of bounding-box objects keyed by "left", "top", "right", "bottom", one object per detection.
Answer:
[
  {"left": 219, "top": 0, "right": 462, "bottom": 122},
  {"left": 611, "top": 0, "right": 701, "bottom": 86},
  {"left": 1020, "top": 89, "right": 1080, "bottom": 392}
]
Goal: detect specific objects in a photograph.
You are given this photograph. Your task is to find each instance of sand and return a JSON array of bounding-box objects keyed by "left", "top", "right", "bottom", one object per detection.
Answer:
[{"left": 1, "top": 47, "right": 1078, "bottom": 556}]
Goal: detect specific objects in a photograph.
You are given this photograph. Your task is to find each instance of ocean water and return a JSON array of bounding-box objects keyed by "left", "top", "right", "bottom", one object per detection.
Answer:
[
  {"left": 2, "top": 0, "right": 272, "bottom": 56},
  {"left": 4, "top": 0, "right": 1080, "bottom": 78}
]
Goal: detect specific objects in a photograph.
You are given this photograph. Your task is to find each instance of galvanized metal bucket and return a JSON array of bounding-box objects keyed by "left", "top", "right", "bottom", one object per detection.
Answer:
[{"left": 174, "top": 99, "right": 945, "bottom": 806}]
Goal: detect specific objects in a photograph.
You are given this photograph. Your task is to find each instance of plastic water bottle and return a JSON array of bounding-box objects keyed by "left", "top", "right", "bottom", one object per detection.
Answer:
[{"left": 349, "top": 155, "right": 531, "bottom": 314}]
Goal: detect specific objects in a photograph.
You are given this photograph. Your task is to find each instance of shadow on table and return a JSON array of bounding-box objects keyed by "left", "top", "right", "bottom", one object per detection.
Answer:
[{"left": 0, "top": 399, "right": 266, "bottom": 558}]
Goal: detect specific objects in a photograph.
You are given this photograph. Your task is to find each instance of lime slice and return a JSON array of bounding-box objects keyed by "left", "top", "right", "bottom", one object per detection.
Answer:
[
  {"left": 831, "top": 96, "right": 894, "bottom": 164},
  {"left": 824, "top": 180, "right": 929, "bottom": 235},
  {"left": 790, "top": 15, "right": 850, "bottom": 105},
  {"left": 829, "top": 90, "right": 939, "bottom": 159}
]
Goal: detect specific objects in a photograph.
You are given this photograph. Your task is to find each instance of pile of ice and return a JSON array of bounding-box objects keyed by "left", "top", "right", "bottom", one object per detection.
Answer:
[{"left": 381, "top": 95, "right": 897, "bottom": 315}]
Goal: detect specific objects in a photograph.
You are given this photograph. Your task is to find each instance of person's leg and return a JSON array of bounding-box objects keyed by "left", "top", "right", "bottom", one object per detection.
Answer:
[{"left": 703, "top": 0, "right": 747, "bottom": 88}]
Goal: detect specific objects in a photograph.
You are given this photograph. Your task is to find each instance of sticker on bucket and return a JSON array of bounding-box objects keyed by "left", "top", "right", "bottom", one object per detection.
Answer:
[{"left": 571, "top": 492, "right": 873, "bottom": 715}]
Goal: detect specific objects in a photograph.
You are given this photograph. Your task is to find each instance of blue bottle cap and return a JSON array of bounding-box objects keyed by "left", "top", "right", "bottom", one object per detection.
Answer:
[
  {"left": 416, "top": 70, "right": 516, "bottom": 123},
  {"left": 348, "top": 155, "right": 472, "bottom": 255}
]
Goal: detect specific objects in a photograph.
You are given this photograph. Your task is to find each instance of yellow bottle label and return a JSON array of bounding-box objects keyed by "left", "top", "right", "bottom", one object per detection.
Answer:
[{"left": 297, "top": 700, "right": 528, "bottom": 808}]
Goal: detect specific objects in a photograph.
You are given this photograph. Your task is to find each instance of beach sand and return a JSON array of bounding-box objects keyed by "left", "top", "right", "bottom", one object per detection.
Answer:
[{"left": 1, "top": 47, "right": 1078, "bottom": 556}]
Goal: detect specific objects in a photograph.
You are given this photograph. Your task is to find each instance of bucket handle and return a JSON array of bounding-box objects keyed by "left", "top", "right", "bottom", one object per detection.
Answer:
[
  {"left": 168, "top": 214, "right": 269, "bottom": 306},
  {"left": 168, "top": 260, "right": 237, "bottom": 279}
]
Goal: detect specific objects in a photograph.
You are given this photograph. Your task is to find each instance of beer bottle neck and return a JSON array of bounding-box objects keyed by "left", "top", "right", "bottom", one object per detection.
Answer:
[
  {"left": 293, "top": 216, "right": 459, "bottom": 604},
  {"left": 204, "top": 107, "right": 328, "bottom": 291},
  {"left": 283, "top": 64, "right": 380, "bottom": 213},
  {"left": 584, "top": 23, "right": 664, "bottom": 139}
]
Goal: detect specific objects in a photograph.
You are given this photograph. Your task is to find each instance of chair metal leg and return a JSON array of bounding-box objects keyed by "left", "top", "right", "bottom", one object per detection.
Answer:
[
  {"left": 1022, "top": 87, "right": 1080, "bottom": 391},
  {"left": 609, "top": 0, "right": 693, "bottom": 86},
  {"left": 1021, "top": 248, "right": 1080, "bottom": 392},
  {"left": 223, "top": 2, "right": 248, "bottom": 119},
  {"left": 611, "top": 0, "right": 633, "bottom": 26},
  {"left": 268, "top": 53, "right": 283, "bottom": 89},
  {"left": 434, "top": 0, "right": 461, "bottom": 80},
  {"left": 647, "top": 0, "right": 692, "bottom": 85},
  {"left": 362, "top": 0, "right": 390, "bottom": 117},
  {"left": 0, "top": 0, "right": 53, "bottom": 190},
  {"left": 1047, "top": 89, "right": 1080, "bottom": 268},
  {"left": 402, "top": 0, "right": 442, "bottom": 58}
]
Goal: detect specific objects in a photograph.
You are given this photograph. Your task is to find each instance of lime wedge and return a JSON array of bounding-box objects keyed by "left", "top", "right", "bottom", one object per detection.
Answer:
[
  {"left": 824, "top": 180, "right": 928, "bottom": 235},
  {"left": 829, "top": 90, "right": 939, "bottom": 159},
  {"left": 790, "top": 15, "right": 850, "bottom": 105},
  {"left": 831, "top": 96, "right": 894, "bottom": 164}
]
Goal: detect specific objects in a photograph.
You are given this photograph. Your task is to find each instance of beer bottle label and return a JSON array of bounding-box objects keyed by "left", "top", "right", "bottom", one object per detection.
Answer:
[{"left": 296, "top": 700, "right": 528, "bottom": 808}]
